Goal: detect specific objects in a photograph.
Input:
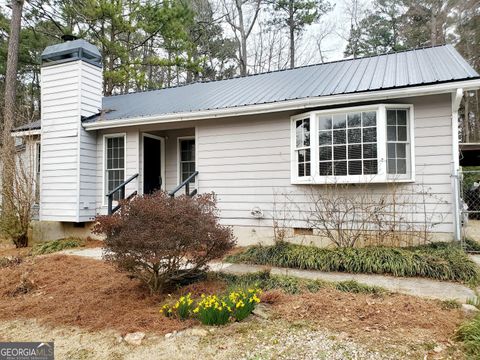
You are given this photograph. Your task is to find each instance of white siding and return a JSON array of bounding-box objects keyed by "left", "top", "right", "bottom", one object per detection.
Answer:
[
  {"left": 40, "top": 61, "right": 101, "bottom": 222},
  {"left": 196, "top": 94, "right": 455, "bottom": 237}
]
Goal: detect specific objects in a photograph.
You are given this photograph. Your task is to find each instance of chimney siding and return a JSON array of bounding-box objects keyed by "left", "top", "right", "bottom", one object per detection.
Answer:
[{"left": 40, "top": 59, "right": 102, "bottom": 222}]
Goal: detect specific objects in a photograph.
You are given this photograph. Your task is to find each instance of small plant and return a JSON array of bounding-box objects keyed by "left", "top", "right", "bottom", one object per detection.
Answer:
[
  {"left": 456, "top": 314, "right": 480, "bottom": 356},
  {"left": 465, "top": 239, "right": 480, "bottom": 252},
  {"left": 334, "top": 280, "right": 385, "bottom": 295},
  {"left": 194, "top": 294, "right": 232, "bottom": 325},
  {"left": 173, "top": 293, "right": 194, "bottom": 320},
  {"left": 227, "top": 289, "right": 261, "bottom": 321},
  {"left": 160, "top": 288, "right": 262, "bottom": 326},
  {"left": 160, "top": 304, "right": 173, "bottom": 317},
  {"left": 32, "top": 238, "right": 82, "bottom": 255},
  {"left": 439, "top": 299, "right": 461, "bottom": 310}
]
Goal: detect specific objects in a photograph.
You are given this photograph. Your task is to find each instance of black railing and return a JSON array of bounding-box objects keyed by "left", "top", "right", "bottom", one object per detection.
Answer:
[
  {"left": 169, "top": 171, "right": 199, "bottom": 198},
  {"left": 107, "top": 173, "right": 139, "bottom": 215}
]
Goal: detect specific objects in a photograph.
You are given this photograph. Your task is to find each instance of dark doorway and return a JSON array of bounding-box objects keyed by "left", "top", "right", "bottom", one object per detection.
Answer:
[{"left": 143, "top": 135, "right": 162, "bottom": 194}]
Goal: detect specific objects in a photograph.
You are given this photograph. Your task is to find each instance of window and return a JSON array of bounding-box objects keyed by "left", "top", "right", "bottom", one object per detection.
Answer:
[
  {"left": 179, "top": 138, "right": 196, "bottom": 184},
  {"left": 35, "top": 142, "right": 41, "bottom": 204},
  {"left": 387, "top": 109, "right": 409, "bottom": 176},
  {"left": 105, "top": 135, "right": 125, "bottom": 201},
  {"left": 318, "top": 111, "right": 378, "bottom": 176},
  {"left": 291, "top": 104, "right": 414, "bottom": 184},
  {"left": 294, "top": 118, "right": 311, "bottom": 177}
]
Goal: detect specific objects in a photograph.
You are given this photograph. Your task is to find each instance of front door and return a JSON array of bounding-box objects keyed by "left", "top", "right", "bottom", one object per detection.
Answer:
[{"left": 143, "top": 135, "right": 163, "bottom": 194}]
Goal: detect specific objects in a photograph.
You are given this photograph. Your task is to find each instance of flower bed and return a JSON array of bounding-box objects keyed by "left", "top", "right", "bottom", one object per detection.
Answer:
[{"left": 161, "top": 289, "right": 261, "bottom": 325}]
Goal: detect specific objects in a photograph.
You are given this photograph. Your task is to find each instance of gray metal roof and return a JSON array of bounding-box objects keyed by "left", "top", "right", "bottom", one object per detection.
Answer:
[
  {"left": 12, "top": 120, "right": 41, "bottom": 132},
  {"left": 86, "top": 45, "right": 478, "bottom": 123}
]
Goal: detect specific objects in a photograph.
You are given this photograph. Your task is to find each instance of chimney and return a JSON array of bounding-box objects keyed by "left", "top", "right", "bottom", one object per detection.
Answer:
[{"left": 39, "top": 39, "right": 102, "bottom": 222}]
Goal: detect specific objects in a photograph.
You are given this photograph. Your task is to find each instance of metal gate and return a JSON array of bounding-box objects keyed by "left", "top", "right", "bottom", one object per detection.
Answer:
[{"left": 458, "top": 168, "right": 480, "bottom": 248}]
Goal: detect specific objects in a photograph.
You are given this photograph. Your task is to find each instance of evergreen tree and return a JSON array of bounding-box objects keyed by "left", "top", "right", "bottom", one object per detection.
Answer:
[{"left": 268, "top": 0, "right": 332, "bottom": 68}]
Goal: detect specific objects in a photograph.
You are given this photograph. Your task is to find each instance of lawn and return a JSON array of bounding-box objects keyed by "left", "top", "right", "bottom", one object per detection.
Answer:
[{"left": 0, "top": 254, "right": 470, "bottom": 358}]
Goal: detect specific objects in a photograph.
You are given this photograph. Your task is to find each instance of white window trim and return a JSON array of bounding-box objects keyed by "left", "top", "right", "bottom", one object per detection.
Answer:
[
  {"left": 102, "top": 133, "right": 126, "bottom": 206},
  {"left": 141, "top": 133, "right": 166, "bottom": 195},
  {"left": 177, "top": 136, "right": 196, "bottom": 187},
  {"left": 290, "top": 104, "right": 415, "bottom": 185}
]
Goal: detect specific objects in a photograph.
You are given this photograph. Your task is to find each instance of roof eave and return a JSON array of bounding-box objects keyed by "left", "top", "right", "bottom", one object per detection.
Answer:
[
  {"left": 11, "top": 129, "right": 41, "bottom": 137},
  {"left": 83, "top": 78, "right": 480, "bottom": 131}
]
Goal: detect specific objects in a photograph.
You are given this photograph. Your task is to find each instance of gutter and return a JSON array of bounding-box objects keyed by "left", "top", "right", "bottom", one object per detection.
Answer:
[
  {"left": 452, "top": 88, "right": 464, "bottom": 242},
  {"left": 82, "top": 78, "right": 480, "bottom": 131}
]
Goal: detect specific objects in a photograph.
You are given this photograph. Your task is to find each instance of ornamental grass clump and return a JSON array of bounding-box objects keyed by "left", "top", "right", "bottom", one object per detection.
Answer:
[
  {"left": 160, "top": 289, "right": 262, "bottom": 326},
  {"left": 227, "top": 242, "right": 480, "bottom": 285}
]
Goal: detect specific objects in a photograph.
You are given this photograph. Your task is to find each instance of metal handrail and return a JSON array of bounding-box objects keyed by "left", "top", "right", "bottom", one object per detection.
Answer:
[
  {"left": 169, "top": 171, "right": 199, "bottom": 198},
  {"left": 107, "top": 173, "right": 139, "bottom": 214}
]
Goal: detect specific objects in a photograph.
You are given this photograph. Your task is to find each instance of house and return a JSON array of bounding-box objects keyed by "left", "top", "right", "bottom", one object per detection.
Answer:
[{"left": 9, "top": 39, "right": 480, "bottom": 245}]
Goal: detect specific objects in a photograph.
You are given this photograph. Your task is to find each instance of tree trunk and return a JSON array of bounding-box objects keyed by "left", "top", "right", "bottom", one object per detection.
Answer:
[
  {"left": 289, "top": 0, "right": 295, "bottom": 69},
  {"left": 2, "top": 0, "right": 24, "bottom": 232},
  {"left": 236, "top": 0, "right": 247, "bottom": 76}
]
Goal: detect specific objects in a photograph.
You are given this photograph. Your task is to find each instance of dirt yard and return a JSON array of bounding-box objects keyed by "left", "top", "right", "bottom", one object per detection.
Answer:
[{"left": 0, "top": 255, "right": 469, "bottom": 359}]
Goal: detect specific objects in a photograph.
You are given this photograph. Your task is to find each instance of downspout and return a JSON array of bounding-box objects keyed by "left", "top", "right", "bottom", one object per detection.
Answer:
[{"left": 452, "top": 88, "right": 463, "bottom": 242}]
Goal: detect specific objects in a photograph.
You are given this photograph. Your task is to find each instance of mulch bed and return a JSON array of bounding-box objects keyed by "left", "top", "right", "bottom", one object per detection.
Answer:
[
  {"left": 265, "top": 289, "right": 465, "bottom": 354},
  {"left": 0, "top": 255, "right": 222, "bottom": 334},
  {"left": 0, "top": 254, "right": 468, "bottom": 354}
]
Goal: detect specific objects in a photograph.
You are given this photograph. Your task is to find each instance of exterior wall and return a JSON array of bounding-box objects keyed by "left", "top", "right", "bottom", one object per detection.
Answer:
[
  {"left": 84, "top": 93, "right": 454, "bottom": 246},
  {"left": 40, "top": 60, "right": 101, "bottom": 222},
  {"left": 195, "top": 94, "right": 454, "bottom": 245}
]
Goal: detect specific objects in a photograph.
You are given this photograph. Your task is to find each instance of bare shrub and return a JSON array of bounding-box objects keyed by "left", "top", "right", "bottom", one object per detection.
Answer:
[
  {"left": 93, "top": 192, "right": 236, "bottom": 293},
  {"left": 302, "top": 182, "right": 448, "bottom": 248},
  {"left": 0, "top": 135, "right": 38, "bottom": 248}
]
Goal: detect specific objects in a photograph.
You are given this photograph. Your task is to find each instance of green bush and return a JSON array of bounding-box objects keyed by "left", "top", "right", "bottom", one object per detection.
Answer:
[
  {"left": 456, "top": 314, "right": 480, "bottom": 357},
  {"left": 227, "top": 242, "right": 480, "bottom": 285},
  {"left": 32, "top": 238, "right": 83, "bottom": 255}
]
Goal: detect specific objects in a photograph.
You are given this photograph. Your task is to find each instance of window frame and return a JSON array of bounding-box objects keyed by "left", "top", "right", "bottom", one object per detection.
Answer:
[
  {"left": 177, "top": 136, "right": 196, "bottom": 186},
  {"left": 102, "top": 133, "right": 126, "bottom": 206},
  {"left": 290, "top": 104, "right": 414, "bottom": 184}
]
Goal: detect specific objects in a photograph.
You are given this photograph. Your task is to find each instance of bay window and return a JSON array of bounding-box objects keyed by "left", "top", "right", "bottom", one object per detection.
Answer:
[{"left": 291, "top": 104, "right": 414, "bottom": 184}]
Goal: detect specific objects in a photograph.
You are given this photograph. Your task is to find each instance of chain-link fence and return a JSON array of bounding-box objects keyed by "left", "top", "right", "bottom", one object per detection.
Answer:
[{"left": 459, "top": 168, "right": 480, "bottom": 250}]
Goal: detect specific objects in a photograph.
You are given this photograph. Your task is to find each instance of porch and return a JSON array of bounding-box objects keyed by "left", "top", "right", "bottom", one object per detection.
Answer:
[{"left": 98, "top": 125, "right": 197, "bottom": 215}]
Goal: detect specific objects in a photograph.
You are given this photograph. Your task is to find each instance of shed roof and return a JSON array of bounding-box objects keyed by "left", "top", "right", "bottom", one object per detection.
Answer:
[{"left": 85, "top": 44, "right": 479, "bottom": 124}]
